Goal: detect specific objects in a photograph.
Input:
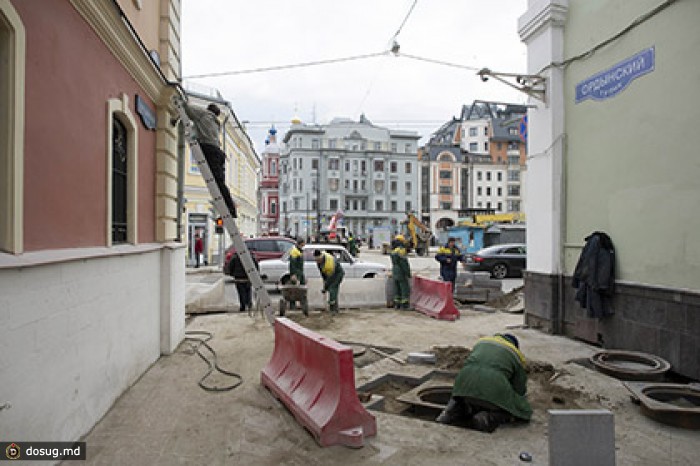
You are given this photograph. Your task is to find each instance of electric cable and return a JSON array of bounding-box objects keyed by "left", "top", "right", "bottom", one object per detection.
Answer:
[
  {"left": 399, "top": 52, "right": 481, "bottom": 72},
  {"left": 184, "top": 51, "right": 388, "bottom": 79},
  {"left": 183, "top": 330, "right": 243, "bottom": 392},
  {"left": 539, "top": 0, "right": 676, "bottom": 74},
  {"left": 389, "top": 0, "right": 419, "bottom": 43}
]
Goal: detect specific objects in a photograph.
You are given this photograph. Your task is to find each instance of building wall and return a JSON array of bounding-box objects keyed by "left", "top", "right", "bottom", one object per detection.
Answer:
[
  {"left": 520, "top": 0, "right": 700, "bottom": 379},
  {"left": 563, "top": 0, "right": 700, "bottom": 289},
  {"left": 16, "top": 0, "right": 157, "bottom": 251},
  {"left": 0, "top": 249, "right": 166, "bottom": 443}
]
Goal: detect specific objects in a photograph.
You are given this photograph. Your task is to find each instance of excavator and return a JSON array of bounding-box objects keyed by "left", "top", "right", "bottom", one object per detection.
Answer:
[{"left": 383, "top": 212, "right": 433, "bottom": 256}]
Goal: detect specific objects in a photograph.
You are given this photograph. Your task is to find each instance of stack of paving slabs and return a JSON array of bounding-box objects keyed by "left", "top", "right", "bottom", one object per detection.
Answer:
[{"left": 453, "top": 272, "right": 503, "bottom": 304}]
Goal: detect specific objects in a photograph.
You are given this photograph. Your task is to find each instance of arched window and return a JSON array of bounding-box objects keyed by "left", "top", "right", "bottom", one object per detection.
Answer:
[
  {"left": 0, "top": 1, "right": 25, "bottom": 254},
  {"left": 106, "top": 95, "right": 138, "bottom": 246}
]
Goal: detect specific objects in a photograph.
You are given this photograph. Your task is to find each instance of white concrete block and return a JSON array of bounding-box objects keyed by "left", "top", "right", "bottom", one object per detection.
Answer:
[
  {"left": 549, "top": 409, "right": 616, "bottom": 466},
  {"left": 305, "top": 277, "right": 388, "bottom": 310}
]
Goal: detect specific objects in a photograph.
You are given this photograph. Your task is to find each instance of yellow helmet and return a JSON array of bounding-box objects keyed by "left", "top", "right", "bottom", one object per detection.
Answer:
[{"left": 395, "top": 234, "right": 405, "bottom": 242}]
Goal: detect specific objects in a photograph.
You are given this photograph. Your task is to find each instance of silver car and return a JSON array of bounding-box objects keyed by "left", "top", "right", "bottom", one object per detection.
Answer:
[{"left": 259, "top": 244, "right": 387, "bottom": 286}]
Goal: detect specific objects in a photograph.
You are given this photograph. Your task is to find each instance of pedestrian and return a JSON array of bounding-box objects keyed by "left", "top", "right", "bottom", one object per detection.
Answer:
[
  {"left": 184, "top": 102, "right": 237, "bottom": 218},
  {"left": 314, "top": 249, "right": 345, "bottom": 314},
  {"left": 435, "top": 237, "right": 465, "bottom": 292},
  {"left": 227, "top": 252, "right": 259, "bottom": 313},
  {"left": 390, "top": 235, "right": 411, "bottom": 309},
  {"left": 194, "top": 233, "right": 203, "bottom": 268},
  {"left": 436, "top": 333, "right": 532, "bottom": 433},
  {"left": 347, "top": 232, "right": 359, "bottom": 257}
]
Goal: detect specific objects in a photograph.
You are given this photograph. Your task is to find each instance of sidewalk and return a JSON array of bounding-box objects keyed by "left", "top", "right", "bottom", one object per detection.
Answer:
[{"left": 71, "top": 308, "right": 698, "bottom": 465}]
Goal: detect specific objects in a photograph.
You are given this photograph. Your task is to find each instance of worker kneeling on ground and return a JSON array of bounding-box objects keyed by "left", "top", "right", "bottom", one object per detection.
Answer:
[
  {"left": 436, "top": 333, "right": 532, "bottom": 433},
  {"left": 390, "top": 235, "right": 411, "bottom": 309},
  {"left": 314, "top": 249, "right": 345, "bottom": 314}
]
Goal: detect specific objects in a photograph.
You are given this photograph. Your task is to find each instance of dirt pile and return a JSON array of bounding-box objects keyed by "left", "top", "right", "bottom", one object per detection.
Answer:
[{"left": 432, "top": 345, "right": 472, "bottom": 371}]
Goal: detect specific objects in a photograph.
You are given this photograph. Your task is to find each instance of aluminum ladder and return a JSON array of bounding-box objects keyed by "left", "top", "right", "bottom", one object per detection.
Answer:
[{"left": 173, "top": 97, "right": 275, "bottom": 324}]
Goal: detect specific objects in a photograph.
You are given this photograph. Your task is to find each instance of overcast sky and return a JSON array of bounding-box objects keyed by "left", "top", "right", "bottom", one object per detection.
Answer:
[{"left": 181, "top": 0, "right": 527, "bottom": 152}]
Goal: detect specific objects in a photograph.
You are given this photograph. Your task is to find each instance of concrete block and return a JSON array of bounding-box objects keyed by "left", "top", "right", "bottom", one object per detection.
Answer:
[
  {"left": 306, "top": 277, "right": 387, "bottom": 310},
  {"left": 548, "top": 409, "right": 615, "bottom": 466},
  {"left": 185, "top": 279, "right": 226, "bottom": 313}
]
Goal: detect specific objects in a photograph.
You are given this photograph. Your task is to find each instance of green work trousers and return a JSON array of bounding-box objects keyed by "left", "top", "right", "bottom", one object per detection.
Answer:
[{"left": 394, "top": 276, "right": 411, "bottom": 305}]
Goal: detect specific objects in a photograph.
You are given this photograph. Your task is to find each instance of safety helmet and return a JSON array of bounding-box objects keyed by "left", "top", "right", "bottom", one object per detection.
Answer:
[{"left": 395, "top": 234, "right": 405, "bottom": 242}]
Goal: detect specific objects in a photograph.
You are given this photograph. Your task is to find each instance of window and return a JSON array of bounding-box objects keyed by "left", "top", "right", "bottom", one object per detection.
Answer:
[
  {"left": 312, "top": 158, "right": 319, "bottom": 170},
  {"left": 390, "top": 161, "right": 397, "bottom": 173},
  {"left": 294, "top": 198, "right": 300, "bottom": 210},
  {"left": 497, "top": 142, "right": 502, "bottom": 150},
  {"left": 361, "top": 200, "right": 367, "bottom": 210},
  {"left": 469, "top": 127, "right": 477, "bottom": 136},
  {"left": 329, "top": 158, "right": 339, "bottom": 170},
  {"left": 330, "top": 199, "right": 338, "bottom": 210},
  {"left": 509, "top": 127, "right": 519, "bottom": 136},
  {"left": 508, "top": 142, "right": 519, "bottom": 151},
  {"left": 439, "top": 170, "right": 452, "bottom": 179},
  {"left": 497, "top": 202, "right": 502, "bottom": 211},
  {"left": 486, "top": 187, "right": 491, "bottom": 196},
  {"left": 270, "top": 201, "right": 277, "bottom": 215},
  {"left": 353, "top": 180, "right": 358, "bottom": 191},
  {"left": 282, "top": 201, "right": 287, "bottom": 213},
  {"left": 375, "top": 200, "right": 384, "bottom": 211},
  {"left": 361, "top": 160, "right": 367, "bottom": 172},
  {"left": 484, "top": 127, "right": 488, "bottom": 136},
  {"left": 486, "top": 172, "right": 492, "bottom": 181},
  {"left": 390, "top": 181, "right": 397, "bottom": 194},
  {"left": 107, "top": 94, "right": 138, "bottom": 246},
  {"left": 293, "top": 179, "right": 297, "bottom": 192},
  {"left": 270, "top": 160, "right": 277, "bottom": 175},
  {"left": 391, "top": 143, "right": 397, "bottom": 152},
  {"left": 508, "top": 170, "right": 520, "bottom": 181},
  {"left": 112, "top": 117, "right": 128, "bottom": 244},
  {"left": 469, "top": 142, "right": 478, "bottom": 152},
  {"left": 345, "top": 161, "right": 350, "bottom": 171},
  {"left": 484, "top": 142, "right": 488, "bottom": 152},
  {"left": 374, "top": 180, "right": 385, "bottom": 193},
  {"left": 353, "top": 200, "right": 358, "bottom": 210},
  {"left": 405, "top": 162, "right": 412, "bottom": 174},
  {"left": 329, "top": 139, "right": 337, "bottom": 149},
  {"left": 405, "top": 201, "right": 412, "bottom": 212},
  {"left": 507, "top": 200, "right": 520, "bottom": 212},
  {"left": 328, "top": 178, "right": 339, "bottom": 192},
  {"left": 312, "top": 138, "right": 320, "bottom": 149},
  {"left": 477, "top": 171, "right": 482, "bottom": 181},
  {"left": 486, "top": 202, "right": 491, "bottom": 209},
  {"left": 508, "top": 185, "right": 521, "bottom": 196},
  {"left": 344, "top": 180, "right": 350, "bottom": 190},
  {"left": 299, "top": 158, "right": 303, "bottom": 169},
  {"left": 508, "top": 155, "right": 520, "bottom": 165},
  {"left": 440, "top": 202, "right": 452, "bottom": 210},
  {"left": 391, "top": 201, "right": 397, "bottom": 211},
  {"left": 405, "top": 143, "right": 411, "bottom": 153},
  {"left": 497, "top": 172, "right": 502, "bottom": 181},
  {"left": 439, "top": 186, "right": 452, "bottom": 194},
  {"left": 374, "top": 160, "right": 384, "bottom": 171},
  {"left": 477, "top": 187, "right": 482, "bottom": 196},
  {"left": 293, "top": 158, "right": 297, "bottom": 170},
  {"left": 361, "top": 180, "right": 366, "bottom": 190},
  {"left": 374, "top": 142, "right": 381, "bottom": 150},
  {"left": 405, "top": 181, "right": 412, "bottom": 195},
  {"left": 497, "top": 187, "right": 502, "bottom": 196}
]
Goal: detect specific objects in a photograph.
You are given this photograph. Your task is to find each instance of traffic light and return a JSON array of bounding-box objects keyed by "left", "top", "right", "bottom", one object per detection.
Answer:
[{"left": 215, "top": 217, "right": 224, "bottom": 234}]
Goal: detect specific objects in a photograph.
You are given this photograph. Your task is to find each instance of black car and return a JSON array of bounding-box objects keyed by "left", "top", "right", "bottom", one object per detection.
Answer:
[{"left": 465, "top": 243, "right": 527, "bottom": 279}]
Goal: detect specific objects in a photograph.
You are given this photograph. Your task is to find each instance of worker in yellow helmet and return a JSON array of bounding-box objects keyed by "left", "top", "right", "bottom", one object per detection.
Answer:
[
  {"left": 314, "top": 249, "right": 345, "bottom": 314},
  {"left": 390, "top": 235, "right": 411, "bottom": 309}
]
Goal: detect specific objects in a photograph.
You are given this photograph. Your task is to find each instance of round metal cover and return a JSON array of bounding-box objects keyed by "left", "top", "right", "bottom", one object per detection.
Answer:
[{"left": 590, "top": 350, "right": 670, "bottom": 381}]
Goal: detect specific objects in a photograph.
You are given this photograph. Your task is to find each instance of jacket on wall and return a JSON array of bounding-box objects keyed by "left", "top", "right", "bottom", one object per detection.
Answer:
[{"left": 572, "top": 231, "right": 615, "bottom": 318}]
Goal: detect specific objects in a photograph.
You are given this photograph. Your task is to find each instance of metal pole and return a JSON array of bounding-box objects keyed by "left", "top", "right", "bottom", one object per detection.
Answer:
[{"left": 316, "top": 151, "right": 322, "bottom": 238}]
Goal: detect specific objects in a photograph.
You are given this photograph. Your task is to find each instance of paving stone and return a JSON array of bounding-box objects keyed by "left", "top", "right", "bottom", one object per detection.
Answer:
[{"left": 548, "top": 409, "right": 615, "bottom": 466}]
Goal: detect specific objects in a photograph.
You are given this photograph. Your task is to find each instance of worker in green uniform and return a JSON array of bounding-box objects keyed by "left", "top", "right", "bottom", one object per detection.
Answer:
[
  {"left": 347, "top": 232, "right": 359, "bottom": 257},
  {"left": 436, "top": 333, "right": 532, "bottom": 433},
  {"left": 287, "top": 237, "right": 308, "bottom": 315},
  {"left": 314, "top": 249, "right": 345, "bottom": 314},
  {"left": 390, "top": 234, "right": 411, "bottom": 309}
]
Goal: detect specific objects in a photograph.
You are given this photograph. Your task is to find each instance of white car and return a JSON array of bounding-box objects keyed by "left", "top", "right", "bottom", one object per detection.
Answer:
[{"left": 259, "top": 244, "right": 387, "bottom": 286}]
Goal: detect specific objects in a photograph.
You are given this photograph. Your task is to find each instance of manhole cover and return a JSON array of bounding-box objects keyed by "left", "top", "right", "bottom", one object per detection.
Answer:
[
  {"left": 590, "top": 350, "right": 670, "bottom": 381},
  {"left": 625, "top": 382, "right": 700, "bottom": 429}
]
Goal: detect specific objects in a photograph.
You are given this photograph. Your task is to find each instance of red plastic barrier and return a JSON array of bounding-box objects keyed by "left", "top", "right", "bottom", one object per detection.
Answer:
[
  {"left": 260, "top": 318, "right": 377, "bottom": 448},
  {"left": 410, "top": 276, "right": 460, "bottom": 321}
]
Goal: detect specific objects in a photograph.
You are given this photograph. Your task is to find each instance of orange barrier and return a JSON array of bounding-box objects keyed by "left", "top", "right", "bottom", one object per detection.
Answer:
[
  {"left": 260, "top": 318, "right": 377, "bottom": 448},
  {"left": 410, "top": 276, "right": 460, "bottom": 321}
]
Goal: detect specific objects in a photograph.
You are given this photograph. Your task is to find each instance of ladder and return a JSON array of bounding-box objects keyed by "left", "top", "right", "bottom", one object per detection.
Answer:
[{"left": 173, "top": 97, "right": 276, "bottom": 324}]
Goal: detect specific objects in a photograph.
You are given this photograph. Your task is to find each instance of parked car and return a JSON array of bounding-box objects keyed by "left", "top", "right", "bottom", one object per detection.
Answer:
[
  {"left": 223, "top": 237, "right": 295, "bottom": 275},
  {"left": 259, "top": 244, "right": 387, "bottom": 286},
  {"left": 465, "top": 243, "right": 527, "bottom": 279}
]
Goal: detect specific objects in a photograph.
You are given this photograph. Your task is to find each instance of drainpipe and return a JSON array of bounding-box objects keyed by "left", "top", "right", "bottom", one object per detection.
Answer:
[{"left": 176, "top": 122, "right": 185, "bottom": 242}]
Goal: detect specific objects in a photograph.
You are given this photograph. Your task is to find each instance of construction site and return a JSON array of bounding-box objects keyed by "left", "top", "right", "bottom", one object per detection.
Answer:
[{"left": 72, "top": 248, "right": 699, "bottom": 465}]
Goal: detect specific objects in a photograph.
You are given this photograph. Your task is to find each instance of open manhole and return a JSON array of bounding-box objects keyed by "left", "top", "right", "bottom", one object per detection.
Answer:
[
  {"left": 590, "top": 350, "right": 670, "bottom": 381},
  {"left": 625, "top": 382, "right": 700, "bottom": 429}
]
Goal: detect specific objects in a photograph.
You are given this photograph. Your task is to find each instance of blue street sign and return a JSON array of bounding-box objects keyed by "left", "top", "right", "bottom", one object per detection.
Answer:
[
  {"left": 519, "top": 115, "right": 528, "bottom": 143},
  {"left": 575, "top": 47, "right": 655, "bottom": 104}
]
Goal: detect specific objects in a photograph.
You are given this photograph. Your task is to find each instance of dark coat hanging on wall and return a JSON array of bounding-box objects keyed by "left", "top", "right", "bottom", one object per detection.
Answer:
[{"left": 572, "top": 232, "right": 616, "bottom": 318}]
